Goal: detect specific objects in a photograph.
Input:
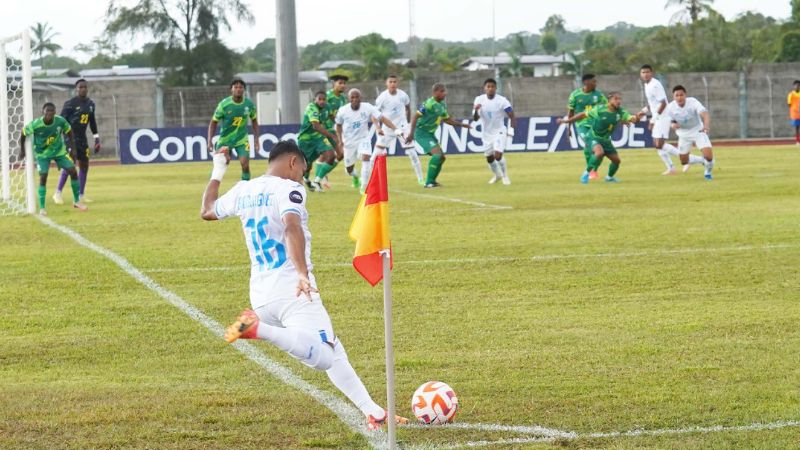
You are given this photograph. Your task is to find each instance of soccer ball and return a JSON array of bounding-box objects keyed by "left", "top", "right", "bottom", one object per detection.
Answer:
[{"left": 411, "top": 381, "right": 458, "bottom": 424}]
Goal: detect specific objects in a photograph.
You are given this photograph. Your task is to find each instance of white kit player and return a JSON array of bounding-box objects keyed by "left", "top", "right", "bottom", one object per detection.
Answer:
[
  {"left": 336, "top": 89, "right": 397, "bottom": 192},
  {"left": 640, "top": 64, "right": 681, "bottom": 175},
  {"left": 662, "top": 85, "right": 715, "bottom": 180},
  {"left": 200, "top": 140, "right": 407, "bottom": 430},
  {"left": 472, "top": 78, "right": 517, "bottom": 185},
  {"left": 374, "top": 75, "right": 425, "bottom": 184}
]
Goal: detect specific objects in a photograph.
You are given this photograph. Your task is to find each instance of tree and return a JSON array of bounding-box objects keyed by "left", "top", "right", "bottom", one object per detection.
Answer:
[
  {"left": 30, "top": 22, "right": 61, "bottom": 68},
  {"left": 777, "top": 31, "right": 800, "bottom": 61},
  {"left": 104, "top": 0, "right": 253, "bottom": 85},
  {"left": 665, "top": 0, "right": 716, "bottom": 23},
  {"left": 541, "top": 32, "right": 558, "bottom": 54},
  {"left": 541, "top": 15, "right": 566, "bottom": 35},
  {"left": 242, "top": 38, "right": 275, "bottom": 72}
]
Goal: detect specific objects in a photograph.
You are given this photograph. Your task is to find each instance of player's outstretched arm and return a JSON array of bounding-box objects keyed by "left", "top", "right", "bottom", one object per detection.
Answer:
[
  {"left": 207, "top": 120, "right": 218, "bottom": 152},
  {"left": 65, "top": 129, "right": 75, "bottom": 155},
  {"left": 283, "top": 213, "right": 318, "bottom": 300},
  {"left": 443, "top": 117, "right": 471, "bottom": 128},
  {"left": 700, "top": 111, "right": 711, "bottom": 133},
  {"left": 507, "top": 110, "right": 517, "bottom": 134},
  {"left": 380, "top": 116, "right": 397, "bottom": 131},
  {"left": 558, "top": 112, "right": 586, "bottom": 125},
  {"left": 312, "top": 121, "right": 337, "bottom": 142},
  {"left": 251, "top": 118, "right": 260, "bottom": 152},
  {"left": 406, "top": 113, "right": 419, "bottom": 142}
]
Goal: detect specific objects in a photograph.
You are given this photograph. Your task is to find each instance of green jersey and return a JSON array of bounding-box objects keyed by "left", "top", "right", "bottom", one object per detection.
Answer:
[
  {"left": 415, "top": 97, "right": 450, "bottom": 134},
  {"left": 586, "top": 105, "right": 632, "bottom": 140},
  {"left": 568, "top": 89, "right": 607, "bottom": 128},
  {"left": 324, "top": 89, "right": 347, "bottom": 131},
  {"left": 298, "top": 103, "right": 327, "bottom": 141},
  {"left": 212, "top": 96, "right": 257, "bottom": 147},
  {"left": 22, "top": 115, "right": 71, "bottom": 159}
]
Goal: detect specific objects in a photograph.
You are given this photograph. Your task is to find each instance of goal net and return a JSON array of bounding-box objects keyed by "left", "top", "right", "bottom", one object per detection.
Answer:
[{"left": 1, "top": 31, "right": 34, "bottom": 215}]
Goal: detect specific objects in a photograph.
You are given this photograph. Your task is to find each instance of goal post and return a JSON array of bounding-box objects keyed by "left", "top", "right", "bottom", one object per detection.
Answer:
[{"left": 1, "top": 30, "right": 35, "bottom": 215}]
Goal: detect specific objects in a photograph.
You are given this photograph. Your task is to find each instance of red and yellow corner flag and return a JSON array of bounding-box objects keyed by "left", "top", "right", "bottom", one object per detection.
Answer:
[{"left": 348, "top": 154, "right": 392, "bottom": 286}]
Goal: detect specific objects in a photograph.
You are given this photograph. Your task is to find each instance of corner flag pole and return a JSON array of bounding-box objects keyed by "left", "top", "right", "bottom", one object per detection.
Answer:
[{"left": 382, "top": 249, "right": 397, "bottom": 449}]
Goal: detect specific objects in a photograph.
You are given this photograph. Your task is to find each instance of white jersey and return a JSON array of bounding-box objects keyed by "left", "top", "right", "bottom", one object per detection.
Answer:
[
  {"left": 473, "top": 94, "right": 512, "bottom": 136},
  {"left": 644, "top": 78, "right": 668, "bottom": 117},
  {"left": 663, "top": 97, "right": 707, "bottom": 136},
  {"left": 335, "top": 102, "right": 381, "bottom": 146},
  {"left": 214, "top": 175, "right": 312, "bottom": 307},
  {"left": 374, "top": 89, "right": 410, "bottom": 127}
]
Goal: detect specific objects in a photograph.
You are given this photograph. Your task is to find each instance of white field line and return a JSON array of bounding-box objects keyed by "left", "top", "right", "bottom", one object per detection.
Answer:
[
  {"left": 390, "top": 189, "right": 514, "bottom": 210},
  {"left": 141, "top": 243, "right": 799, "bottom": 273},
  {"left": 445, "top": 419, "right": 800, "bottom": 449},
  {"left": 34, "top": 215, "right": 389, "bottom": 450}
]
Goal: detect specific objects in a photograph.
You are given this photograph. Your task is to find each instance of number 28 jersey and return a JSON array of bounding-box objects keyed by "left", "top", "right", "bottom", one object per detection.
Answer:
[{"left": 214, "top": 175, "right": 313, "bottom": 307}]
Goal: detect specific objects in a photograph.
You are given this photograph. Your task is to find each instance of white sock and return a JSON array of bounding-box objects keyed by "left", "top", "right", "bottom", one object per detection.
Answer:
[
  {"left": 313, "top": 176, "right": 321, "bottom": 183},
  {"left": 487, "top": 161, "right": 501, "bottom": 177},
  {"left": 360, "top": 160, "right": 372, "bottom": 188},
  {"left": 256, "top": 324, "right": 333, "bottom": 370},
  {"left": 326, "top": 342, "right": 384, "bottom": 418},
  {"left": 406, "top": 146, "right": 423, "bottom": 182},
  {"left": 657, "top": 149, "right": 674, "bottom": 169},
  {"left": 497, "top": 157, "right": 508, "bottom": 176},
  {"left": 687, "top": 154, "right": 705, "bottom": 165},
  {"left": 704, "top": 158, "right": 714, "bottom": 175},
  {"left": 662, "top": 143, "right": 680, "bottom": 156}
]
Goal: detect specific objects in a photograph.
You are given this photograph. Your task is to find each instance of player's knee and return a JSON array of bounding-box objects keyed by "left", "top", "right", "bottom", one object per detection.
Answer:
[
  {"left": 485, "top": 156, "right": 494, "bottom": 163},
  {"left": 305, "top": 342, "right": 334, "bottom": 371},
  {"left": 495, "top": 152, "right": 503, "bottom": 161}
]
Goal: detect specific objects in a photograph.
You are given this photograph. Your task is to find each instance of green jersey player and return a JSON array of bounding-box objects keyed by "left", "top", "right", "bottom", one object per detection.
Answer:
[
  {"left": 324, "top": 75, "right": 349, "bottom": 142},
  {"left": 19, "top": 102, "right": 87, "bottom": 214},
  {"left": 567, "top": 73, "right": 607, "bottom": 178},
  {"left": 207, "top": 78, "right": 260, "bottom": 180},
  {"left": 559, "top": 92, "right": 644, "bottom": 184},
  {"left": 297, "top": 91, "right": 339, "bottom": 191},
  {"left": 406, "top": 83, "right": 471, "bottom": 188}
]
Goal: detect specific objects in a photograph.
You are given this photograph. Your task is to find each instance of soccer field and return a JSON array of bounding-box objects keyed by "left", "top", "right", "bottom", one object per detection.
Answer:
[{"left": 2, "top": 146, "right": 800, "bottom": 449}]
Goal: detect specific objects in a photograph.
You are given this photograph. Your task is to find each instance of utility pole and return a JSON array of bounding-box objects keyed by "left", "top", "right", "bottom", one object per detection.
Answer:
[{"left": 276, "top": 0, "right": 300, "bottom": 123}]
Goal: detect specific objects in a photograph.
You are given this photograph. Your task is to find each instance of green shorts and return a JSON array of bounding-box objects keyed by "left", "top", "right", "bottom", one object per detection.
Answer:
[
  {"left": 414, "top": 129, "right": 440, "bottom": 154},
  {"left": 587, "top": 136, "right": 617, "bottom": 155},
  {"left": 37, "top": 154, "right": 74, "bottom": 174},
  {"left": 217, "top": 142, "right": 250, "bottom": 160},
  {"left": 298, "top": 137, "right": 334, "bottom": 164}
]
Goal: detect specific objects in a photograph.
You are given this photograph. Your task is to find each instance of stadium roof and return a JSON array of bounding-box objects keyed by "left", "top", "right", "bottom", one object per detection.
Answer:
[
  {"left": 78, "top": 66, "right": 159, "bottom": 80},
  {"left": 318, "top": 58, "right": 416, "bottom": 69},
  {"left": 460, "top": 53, "right": 574, "bottom": 68}
]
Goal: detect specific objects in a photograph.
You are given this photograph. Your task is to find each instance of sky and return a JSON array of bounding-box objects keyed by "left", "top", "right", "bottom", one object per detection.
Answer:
[{"left": 5, "top": 0, "right": 792, "bottom": 62}]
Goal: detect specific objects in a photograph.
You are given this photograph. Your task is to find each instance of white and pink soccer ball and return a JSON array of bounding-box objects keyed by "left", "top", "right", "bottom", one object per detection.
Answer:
[{"left": 411, "top": 381, "right": 458, "bottom": 424}]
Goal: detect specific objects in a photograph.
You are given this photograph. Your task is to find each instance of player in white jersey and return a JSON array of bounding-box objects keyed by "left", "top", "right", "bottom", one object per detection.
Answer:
[
  {"left": 200, "top": 141, "right": 407, "bottom": 430},
  {"left": 336, "top": 89, "right": 398, "bottom": 192},
  {"left": 640, "top": 65, "right": 681, "bottom": 175},
  {"left": 662, "top": 85, "right": 715, "bottom": 180},
  {"left": 373, "top": 75, "right": 425, "bottom": 184},
  {"left": 473, "top": 78, "right": 517, "bottom": 185}
]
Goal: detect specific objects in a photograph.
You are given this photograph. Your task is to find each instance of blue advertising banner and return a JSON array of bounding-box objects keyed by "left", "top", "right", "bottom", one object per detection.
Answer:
[{"left": 119, "top": 117, "right": 654, "bottom": 164}]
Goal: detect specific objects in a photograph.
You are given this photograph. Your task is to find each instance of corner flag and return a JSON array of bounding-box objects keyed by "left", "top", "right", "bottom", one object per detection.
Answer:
[{"left": 348, "top": 154, "right": 392, "bottom": 286}]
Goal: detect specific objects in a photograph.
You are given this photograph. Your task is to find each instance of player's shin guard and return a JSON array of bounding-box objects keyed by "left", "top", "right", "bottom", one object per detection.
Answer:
[
  {"left": 487, "top": 161, "right": 501, "bottom": 177},
  {"left": 37, "top": 186, "right": 46, "bottom": 209},
  {"left": 426, "top": 153, "right": 445, "bottom": 184},
  {"left": 406, "top": 147, "right": 424, "bottom": 182},
  {"left": 497, "top": 157, "right": 508, "bottom": 176},
  {"left": 608, "top": 162, "right": 620, "bottom": 177},
  {"left": 326, "top": 342, "right": 385, "bottom": 418},
  {"left": 657, "top": 150, "right": 674, "bottom": 169},
  {"left": 57, "top": 170, "right": 68, "bottom": 193},
  {"left": 257, "top": 325, "right": 333, "bottom": 370}
]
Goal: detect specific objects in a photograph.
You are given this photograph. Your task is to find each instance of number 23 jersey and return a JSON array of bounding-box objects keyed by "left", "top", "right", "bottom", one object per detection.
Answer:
[{"left": 214, "top": 175, "right": 313, "bottom": 306}]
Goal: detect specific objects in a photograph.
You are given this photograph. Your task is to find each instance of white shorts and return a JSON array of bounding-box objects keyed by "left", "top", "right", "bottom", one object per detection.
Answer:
[
  {"left": 251, "top": 274, "right": 336, "bottom": 344},
  {"left": 377, "top": 124, "right": 413, "bottom": 149},
  {"left": 677, "top": 131, "right": 712, "bottom": 154},
  {"left": 651, "top": 115, "right": 672, "bottom": 139},
  {"left": 343, "top": 140, "right": 372, "bottom": 166},
  {"left": 481, "top": 130, "right": 507, "bottom": 156}
]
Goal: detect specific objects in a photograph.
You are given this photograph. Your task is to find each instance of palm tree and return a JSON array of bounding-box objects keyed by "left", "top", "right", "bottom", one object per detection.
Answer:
[
  {"left": 30, "top": 22, "right": 61, "bottom": 68},
  {"left": 665, "top": 0, "right": 715, "bottom": 23}
]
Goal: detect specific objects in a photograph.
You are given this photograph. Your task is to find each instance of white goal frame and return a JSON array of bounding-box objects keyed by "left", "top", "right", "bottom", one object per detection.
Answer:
[{"left": 1, "top": 30, "right": 35, "bottom": 214}]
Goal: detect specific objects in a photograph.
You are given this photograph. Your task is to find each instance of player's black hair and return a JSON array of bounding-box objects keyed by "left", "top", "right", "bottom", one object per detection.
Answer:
[
  {"left": 74, "top": 78, "right": 87, "bottom": 86},
  {"left": 230, "top": 78, "right": 246, "bottom": 88},
  {"left": 268, "top": 140, "right": 304, "bottom": 163},
  {"left": 432, "top": 82, "right": 446, "bottom": 92},
  {"left": 330, "top": 74, "right": 349, "bottom": 82},
  {"left": 314, "top": 90, "right": 326, "bottom": 98},
  {"left": 387, "top": 74, "right": 398, "bottom": 79},
  {"left": 640, "top": 64, "right": 654, "bottom": 71},
  {"left": 607, "top": 91, "right": 622, "bottom": 99},
  {"left": 42, "top": 102, "right": 56, "bottom": 111},
  {"left": 581, "top": 73, "right": 596, "bottom": 82},
  {"left": 672, "top": 85, "right": 687, "bottom": 93},
  {"left": 794, "top": 80, "right": 800, "bottom": 85},
  {"left": 484, "top": 78, "right": 497, "bottom": 86}
]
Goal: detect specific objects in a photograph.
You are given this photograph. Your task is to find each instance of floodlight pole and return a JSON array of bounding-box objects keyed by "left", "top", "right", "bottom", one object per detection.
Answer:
[{"left": 276, "top": 0, "right": 300, "bottom": 123}]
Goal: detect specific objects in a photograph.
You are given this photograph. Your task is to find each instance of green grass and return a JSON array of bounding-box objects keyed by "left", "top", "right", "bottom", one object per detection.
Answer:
[{"left": 2, "top": 146, "right": 799, "bottom": 449}]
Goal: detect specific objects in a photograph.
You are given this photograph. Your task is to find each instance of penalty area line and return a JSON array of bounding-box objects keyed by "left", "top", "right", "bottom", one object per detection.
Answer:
[
  {"left": 391, "top": 189, "right": 513, "bottom": 210},
  {"left": 33, "top": 215, "right": 389, "bottom": 450}
]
